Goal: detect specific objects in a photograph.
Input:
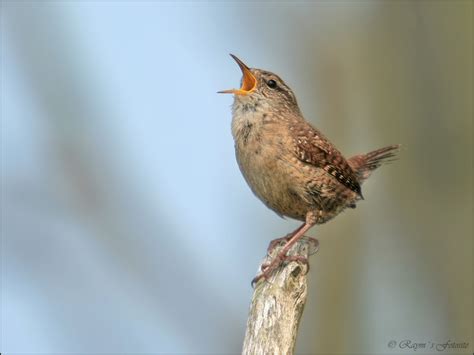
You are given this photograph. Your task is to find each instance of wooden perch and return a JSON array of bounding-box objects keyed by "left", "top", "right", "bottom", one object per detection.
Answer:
[{"left": 242, "top": 238, "right": 317, "bottom": 355}]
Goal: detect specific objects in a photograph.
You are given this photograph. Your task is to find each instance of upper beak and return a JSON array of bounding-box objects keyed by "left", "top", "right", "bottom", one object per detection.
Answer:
[{"left": 218, "top": 54, "right": 257, "bottom": 95}]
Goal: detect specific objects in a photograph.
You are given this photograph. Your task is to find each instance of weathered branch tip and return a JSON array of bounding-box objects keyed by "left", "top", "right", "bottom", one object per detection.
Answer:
[{"left": 242, "top": 238, "right": 318, "bottom": 355}]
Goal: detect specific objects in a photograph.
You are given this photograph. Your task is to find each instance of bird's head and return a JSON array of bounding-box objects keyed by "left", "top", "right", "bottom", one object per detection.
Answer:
[{"left": 219, "top": 54, "right": 298, "bottom": 112}]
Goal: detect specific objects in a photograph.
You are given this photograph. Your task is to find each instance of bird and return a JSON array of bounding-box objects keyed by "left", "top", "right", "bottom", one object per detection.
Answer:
[{"left": 219, "top": 54, "right": 399, "bottom": 285}]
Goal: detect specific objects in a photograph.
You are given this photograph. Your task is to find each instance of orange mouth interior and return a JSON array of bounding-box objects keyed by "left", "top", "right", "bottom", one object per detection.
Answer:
[{"left": 218, "top": 54, "right": 257, "bottom": 95}]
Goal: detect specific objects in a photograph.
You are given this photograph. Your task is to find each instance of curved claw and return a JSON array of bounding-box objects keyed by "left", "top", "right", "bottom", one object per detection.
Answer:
[
  {"left": 251, "top": 275, "right": 260, "bottom": 288},
  {"left": 251, "top": 272, "right": 270, "bottom": 288}
]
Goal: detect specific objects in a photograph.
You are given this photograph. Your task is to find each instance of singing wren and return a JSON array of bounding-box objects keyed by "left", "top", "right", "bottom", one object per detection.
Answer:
[{"left": 219, "top": 54, "right": 399, "bottom": 285}]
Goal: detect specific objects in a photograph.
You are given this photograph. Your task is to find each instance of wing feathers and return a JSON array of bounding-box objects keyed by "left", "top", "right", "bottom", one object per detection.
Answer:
[{"left": 292, "top": 124, "right": 362, "bottom": 196}]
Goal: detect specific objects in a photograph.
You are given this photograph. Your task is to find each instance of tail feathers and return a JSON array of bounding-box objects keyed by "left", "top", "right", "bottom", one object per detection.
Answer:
[{"left": 348, "top": 144, "right": 400, "bottom": 182}]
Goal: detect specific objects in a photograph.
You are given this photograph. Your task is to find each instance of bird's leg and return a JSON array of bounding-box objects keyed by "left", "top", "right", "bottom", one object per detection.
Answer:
[
  {"left": 266, "top": 223, "right": 305, "bottom": 254},
  {"left": 267, "top": 234, "right": 318, "bottom": 256},
  {"left": 252, "top": 212, "right": 319, "bottom": 287},
  {"left": 266, "top": 233, "right": 293, "bottom": 254},
  {"left": 262, "top": 223, "right": 305, "bottom": 271}
]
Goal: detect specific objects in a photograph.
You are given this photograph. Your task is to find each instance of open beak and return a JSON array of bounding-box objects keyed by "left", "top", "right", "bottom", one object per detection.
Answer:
[{"left": 218, "top": 54, "right": 257, "bottom": 95}]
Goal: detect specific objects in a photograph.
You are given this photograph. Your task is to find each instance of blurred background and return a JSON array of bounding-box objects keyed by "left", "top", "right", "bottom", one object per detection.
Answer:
[{"left": 1, "top": 1, "right": 472, "bottom": 354}]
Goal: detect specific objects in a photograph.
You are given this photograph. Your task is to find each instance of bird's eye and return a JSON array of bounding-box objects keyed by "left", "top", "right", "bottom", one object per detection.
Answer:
[{"left": 267, "top": 79, "right": 277, "bottom": 89}]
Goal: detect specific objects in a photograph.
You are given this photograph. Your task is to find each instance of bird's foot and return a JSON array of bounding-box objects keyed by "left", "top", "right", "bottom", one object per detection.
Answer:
[
  {"left": 266, "top": 233, "right": 293, "bottom": 254},
  {"left": 251, "top": 253, "right": 310, "bottom": 288},
  {"left": 267, "top": 234, "right": 319, "bottom": 255}
]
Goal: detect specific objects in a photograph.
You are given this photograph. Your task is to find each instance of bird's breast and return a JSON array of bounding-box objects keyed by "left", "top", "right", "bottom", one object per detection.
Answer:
[{"left": 231, "top": 111, "right": 309, "bottom": 220}]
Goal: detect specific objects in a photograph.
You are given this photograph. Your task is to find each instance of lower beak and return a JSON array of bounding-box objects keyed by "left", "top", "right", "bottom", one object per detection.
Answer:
[{"left": 218, "top": 54, "right": 257, "bottom": 95}]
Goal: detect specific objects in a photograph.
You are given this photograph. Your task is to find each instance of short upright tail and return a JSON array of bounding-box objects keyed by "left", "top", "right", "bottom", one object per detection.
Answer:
[{"left": 348, "top": 144, "right": 400, "bottom": 183}]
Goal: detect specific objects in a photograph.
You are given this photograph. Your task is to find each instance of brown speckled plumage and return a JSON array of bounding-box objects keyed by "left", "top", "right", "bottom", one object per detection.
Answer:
[{"left": 220, "top": 55, "right": 399, "bottom": 285}]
